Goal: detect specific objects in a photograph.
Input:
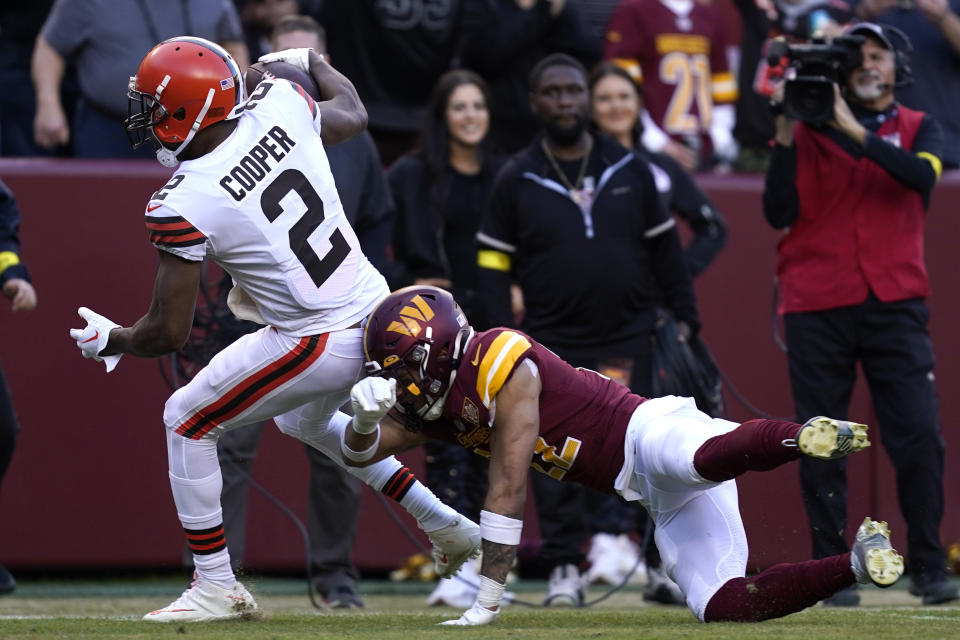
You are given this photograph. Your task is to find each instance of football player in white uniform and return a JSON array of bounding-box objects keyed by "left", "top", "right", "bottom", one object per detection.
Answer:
[{"left": 68, "top": 37, "right": 479, "bottom": 622}]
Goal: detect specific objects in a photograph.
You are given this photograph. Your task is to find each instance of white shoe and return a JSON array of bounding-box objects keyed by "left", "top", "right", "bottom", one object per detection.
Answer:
[
  {"left": 584, "top": 533, "right": 627, "bottom": 585},
  {"left": 143, "top": 578, "right": 258, "bottom": 622},
  {"left": 642, "top": 565, "right": 684, "bottom": 606},
  {"left": 426, "top": 560, "right": 516, "bottom": 608},
  {"left": 543, "top": 564, "right": 584, "bottom": 606},
  {"left": 617, "top": 534, "right": 647, "bottom": 585},
  {"left": 427, "top": 561, "right": 479, "bottom": 608},
  {"left": 426, "top": 515, "right": 481, "bottom": 578}
]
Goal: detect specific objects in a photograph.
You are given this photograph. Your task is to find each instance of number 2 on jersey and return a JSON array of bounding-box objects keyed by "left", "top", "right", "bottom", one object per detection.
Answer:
[{"left": 260, "top": 168, "right": 349, "bottom": 288}]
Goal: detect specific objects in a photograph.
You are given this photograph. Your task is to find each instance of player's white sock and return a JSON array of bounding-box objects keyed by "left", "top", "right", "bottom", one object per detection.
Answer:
[
  {"left": 394, "top": 471, "right": 459, "bottom": 533},
  {"left": 167, "top": 432, "right": 236, "bottom": 589}
]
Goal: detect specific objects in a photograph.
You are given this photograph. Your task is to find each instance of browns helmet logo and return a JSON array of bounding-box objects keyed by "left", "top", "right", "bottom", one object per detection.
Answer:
[{"left": 386, "top": 295, "right": 435, "bottom": 337}]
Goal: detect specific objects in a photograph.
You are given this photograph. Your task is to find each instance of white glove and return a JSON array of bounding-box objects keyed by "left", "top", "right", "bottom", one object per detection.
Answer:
[
  {"left": 350, "top": 377, "right": 396, "bottom": 434},
  {"left": 438, "top": 601, "right": 500, "bottom": 626},
  {"left": 69, "top": 306, "right": 122, "bottom": 373},
  {"left": 257, "top": 48, "right": 312, "bottom": 73}
]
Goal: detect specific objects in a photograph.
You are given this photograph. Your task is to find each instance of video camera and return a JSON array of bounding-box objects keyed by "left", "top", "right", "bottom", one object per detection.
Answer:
[{"left": 767, "top": 34, "right": 865, "bottom": 124}]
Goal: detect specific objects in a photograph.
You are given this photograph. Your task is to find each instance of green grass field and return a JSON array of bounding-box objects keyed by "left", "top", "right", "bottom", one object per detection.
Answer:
[{"left": 1, "top": 575, "right": 957, "bottom": 640}]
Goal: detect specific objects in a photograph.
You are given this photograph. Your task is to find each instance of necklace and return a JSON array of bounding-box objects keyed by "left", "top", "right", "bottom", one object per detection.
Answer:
[
  {"left": 541, "top": 136, "right": 593, "bottom": 192},
  {"left": 541, "top": 136, "right": 594, "bottom": 209}
]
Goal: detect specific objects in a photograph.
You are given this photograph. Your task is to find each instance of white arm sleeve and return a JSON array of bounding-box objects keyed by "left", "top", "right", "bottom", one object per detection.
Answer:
[
  {"left": 708, "top": 103, "right": 738, "bottom": 161},
  {"left": 640, "top": 109, "right": 671, "bottom": 152}
]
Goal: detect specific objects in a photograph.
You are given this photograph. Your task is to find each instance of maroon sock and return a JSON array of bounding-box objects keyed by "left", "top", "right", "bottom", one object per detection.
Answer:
[
  {"left": 693, "top": 419, "right": 802, "bottom": 482},
  {"left": 703, "top": 554, "right": 854, "bottom": 622}
]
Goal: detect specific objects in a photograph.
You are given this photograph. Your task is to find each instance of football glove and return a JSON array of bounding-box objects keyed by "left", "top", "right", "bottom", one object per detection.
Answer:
[
  {"left": 438, "top": 602, "right": 500, "bottom": 626},
  {"left": 350, "top": 376, "right": 396, "bottom": 434},
  {"left": 69, "top": 306, "right": 122, "bottom": 372},
  {"left": 258, "top": 48, "right": 312, "bottom": 73}
]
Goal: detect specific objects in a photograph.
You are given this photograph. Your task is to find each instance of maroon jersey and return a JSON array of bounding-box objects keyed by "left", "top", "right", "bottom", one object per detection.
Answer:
[
  {"left": 421, "top": 329, "right": 645, "bottom": 492},
  {"left": 604, "top": 0, "right": 736, "bottom": 142}
]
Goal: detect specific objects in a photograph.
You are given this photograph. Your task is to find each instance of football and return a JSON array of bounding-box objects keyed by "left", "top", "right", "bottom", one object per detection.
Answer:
[{"left": 244, "top": 60, "right": 320, "bottom": 100}]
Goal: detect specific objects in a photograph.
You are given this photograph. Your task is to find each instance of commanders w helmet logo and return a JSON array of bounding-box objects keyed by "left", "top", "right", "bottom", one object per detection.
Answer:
[{"left": 386, "top": 295, "right": 435, "bottom": 337}]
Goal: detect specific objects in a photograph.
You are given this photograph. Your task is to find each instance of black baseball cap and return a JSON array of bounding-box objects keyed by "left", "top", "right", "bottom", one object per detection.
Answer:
[{"left": 847, "top": 22, "right": 895, "bottom": 50}]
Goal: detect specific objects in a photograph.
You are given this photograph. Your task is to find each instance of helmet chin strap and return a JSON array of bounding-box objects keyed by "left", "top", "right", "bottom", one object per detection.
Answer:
[
  {"left": 155, "top": 87, "right": 215, "bottom": 168},
  {"left": 420, "top": 383, "right": 452, "bottom": 421},
  {"left": 418, "top": 326, "right": 473, "bottom": 422}
]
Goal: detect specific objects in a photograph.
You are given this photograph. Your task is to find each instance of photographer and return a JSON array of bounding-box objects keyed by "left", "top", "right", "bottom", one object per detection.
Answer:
[{"left": 763, "top": 22, "right": 958, "bottom": 607}]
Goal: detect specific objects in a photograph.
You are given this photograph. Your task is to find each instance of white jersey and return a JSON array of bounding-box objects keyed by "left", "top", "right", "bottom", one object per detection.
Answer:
[{"left": 143, "top": 76, "right": 388, "bottom": 336}]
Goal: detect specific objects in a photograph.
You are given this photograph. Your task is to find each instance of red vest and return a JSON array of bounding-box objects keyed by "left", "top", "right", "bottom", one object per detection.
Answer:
[{"left": 777, "top": 106, "right": 930, "bottom": 314}]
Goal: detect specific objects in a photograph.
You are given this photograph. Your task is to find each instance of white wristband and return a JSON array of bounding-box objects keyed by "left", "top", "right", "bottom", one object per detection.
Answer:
[
  {"left": 476, "top": 575, "right": 506, "bottom": 610},
  {"left": 479, "top": 509, "right": 523, "bottom": 545},
  {"left": 340, "top": 427, "right": 380, "bottom": 463}
]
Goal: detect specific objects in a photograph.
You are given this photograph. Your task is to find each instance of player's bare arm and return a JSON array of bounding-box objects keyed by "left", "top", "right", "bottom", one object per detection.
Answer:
[
  {"left": 306, "top": 51, "right": 367, "bottom": 146},
  {"left": 103, "top": 251, "right": 201, "bottom": 357},
  {"left": 342, "top": 411, "right": 428, "bottom": 467},
  {"left": 481, "top": 362, "right": 542, "bottom": 586}
]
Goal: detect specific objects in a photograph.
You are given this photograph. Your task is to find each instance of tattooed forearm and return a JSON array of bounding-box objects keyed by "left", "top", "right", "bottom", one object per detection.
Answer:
[{"left": 480, "top": 539, "right": 517, "bottom": 584}]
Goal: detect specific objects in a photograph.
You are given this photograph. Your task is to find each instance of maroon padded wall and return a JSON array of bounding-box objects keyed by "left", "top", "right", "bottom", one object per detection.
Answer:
[{"left": 0, "top": 159, "right": 956, "bottom": 572}]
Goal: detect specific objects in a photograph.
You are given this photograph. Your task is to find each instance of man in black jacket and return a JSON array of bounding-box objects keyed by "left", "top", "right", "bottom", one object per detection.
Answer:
[
  {"left": 0, "top": 179, "right": 38, "bottom": 595},
  {"left": 476, "top": 52, "right": 699, "bottom": 605}
]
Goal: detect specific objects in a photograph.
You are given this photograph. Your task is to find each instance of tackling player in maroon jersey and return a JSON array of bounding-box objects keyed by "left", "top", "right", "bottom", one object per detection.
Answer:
[{"left": 343, "top": 286, "right": 905, "bottom": 626}]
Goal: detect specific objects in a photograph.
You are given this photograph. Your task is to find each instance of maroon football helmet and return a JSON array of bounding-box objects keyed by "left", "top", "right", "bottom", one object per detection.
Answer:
[{"left": 363, "top": 286, "right": 473, "bottom": 425}]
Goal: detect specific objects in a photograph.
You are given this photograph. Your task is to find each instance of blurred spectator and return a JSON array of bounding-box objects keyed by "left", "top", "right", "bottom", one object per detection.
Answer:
[
  {"left": 459, "top": 0, "right": 601, "bottom": 153},
  {"left": 386, "top": 69, "right": 502, "bottom": 607},
  {"left": 237, "top": 0, "right": 299, "bottom": 61},
  {"left": 208, "top": 14, "right": 394, "bottom": 608},
  {"left": 763, "top": 23, "right": 958, "bottom": 607},
  {"left": 576, "top": 0, "right": 624, "bottom": 42},
  {"left": 315, "top": 0, "right": 464, "bottom": 165},
  {"left": 732, "top": 0, "right": 856, "bottom": 172},
  {"left": 476, "top": 53, "right": 699, "bottom": 606},
  {"left": 32, "top": 0, "right": 248, "bottom": 158},
  {"left": 588, "top": 61, "right": 728, "bottom": 276},
  {"left": 604, "top": 0, "right": 739, "bottom": 172},
  {"left": 0, "top": 0, "right": 66, "bottom": 157},
  {"left": 561, "top": 60, "right": 726, "bottom": 598},
  {"left": 857, "top": 0, "right": 960, "bottom": 168},
  {"left": 0, "top": 179, "right": 39, "bottom": 595}
]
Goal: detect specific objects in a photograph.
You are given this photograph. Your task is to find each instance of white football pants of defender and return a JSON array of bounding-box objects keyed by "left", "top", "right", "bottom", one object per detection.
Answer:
[
  {"left": 163, "top": 325, "right": 448, "bottom": 576},
  {"left": 617, "top": 396, "right": 747, "bottom": 622}
]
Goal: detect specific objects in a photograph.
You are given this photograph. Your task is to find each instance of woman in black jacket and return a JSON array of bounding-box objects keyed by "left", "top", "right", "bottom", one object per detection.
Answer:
[
  {"left": 387, "top": 69, "right": 503, "bottom": 332},
  {"left": 386, "top": 69, "right": 503, "bottom": 608},
  {"left": 588, "top": 62, "right": 728, "bottom": 278}
]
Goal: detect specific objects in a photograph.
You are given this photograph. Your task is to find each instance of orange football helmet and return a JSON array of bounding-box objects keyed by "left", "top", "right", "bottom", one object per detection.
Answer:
[{"left": 125, "top": 36, "right": 244, "bottom": 166}]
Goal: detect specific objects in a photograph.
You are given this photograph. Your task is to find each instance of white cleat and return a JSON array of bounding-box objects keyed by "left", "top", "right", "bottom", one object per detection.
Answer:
[
  {"left": 851, "top": 517, "right": 904, "bottom": 588},
  {"left": 584, "top": 533, "right": 631, "bottom": 586},
  {"left": 798, "top": 416, "right": 870, "bottom": 460},
  {"left": 142, "top": 578, "right": 259, "bottom": 622},
  {"left": 426, "top": 560, "right": 480, "bottom": 608},
  {"left": 543, "top": 564, "right": 584, "bottom": 607},
  {"left": 426, "top": 515, "right": 481, "bottom": 579},
  {"left": 642, "top": 564, "right": 685, "bottom": 606}
]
